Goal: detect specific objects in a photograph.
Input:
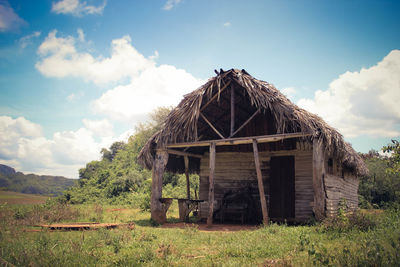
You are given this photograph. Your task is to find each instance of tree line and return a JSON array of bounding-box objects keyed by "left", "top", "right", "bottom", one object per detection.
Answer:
[{"left": 63, "top": 108, "right": 400, "bottom": 210}]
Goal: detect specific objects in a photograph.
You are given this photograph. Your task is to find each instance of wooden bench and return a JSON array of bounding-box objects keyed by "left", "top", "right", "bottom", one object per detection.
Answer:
[{"left": 160, "top": 198, "right": 204, "bottom": 222}]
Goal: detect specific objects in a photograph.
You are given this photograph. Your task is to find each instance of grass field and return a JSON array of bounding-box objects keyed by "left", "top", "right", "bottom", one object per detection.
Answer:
[
  {"left": 0, "top": 197, "right": 399, "bottom": 266},
  {"left": 0, "top": 190, "right": 49, "bottom": 205}
]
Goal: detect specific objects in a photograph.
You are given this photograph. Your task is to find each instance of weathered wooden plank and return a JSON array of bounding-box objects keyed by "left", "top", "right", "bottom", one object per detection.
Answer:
[
  {"left": 159, "top": 149, "right": 203, "bottom": 159},
  {"left": 312, "top": 138, "right": 326, "bottom": 220},
  {"left": 253, "top": 139, "right": 269, "bottom": 225},
  {"left": 207, "top": 142, "right": 216, "bottom": 226},
  {"left": 166, "top": 132, "right": 312, "bottom": 148},
  {"left": 184, "top": 156, "right": 190, "bottom": 200}
]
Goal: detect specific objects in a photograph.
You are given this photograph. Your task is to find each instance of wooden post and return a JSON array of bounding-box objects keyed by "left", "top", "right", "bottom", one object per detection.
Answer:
[
  {"left": 312, "top": 138, "right": 326, "bottom": 220},
  {"left": 230, "top": 85, "right": 235, "bottom": 136},
  {"left": 207, "top": 142, "right": 216, "bottom": 227},
  {"left": 252, "top": 139, "right": 269, "bottom": 225},
  {"left": 184, "top": 156, "right": 190, "bottom": 200},
  {"left": 151, "top": 150, "right": 169, "bottom": 224}
]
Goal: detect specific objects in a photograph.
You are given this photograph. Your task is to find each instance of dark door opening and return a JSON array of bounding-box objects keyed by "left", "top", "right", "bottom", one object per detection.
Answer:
[{"left": 270, "top": 156, "right": 295, "bottom": 220}]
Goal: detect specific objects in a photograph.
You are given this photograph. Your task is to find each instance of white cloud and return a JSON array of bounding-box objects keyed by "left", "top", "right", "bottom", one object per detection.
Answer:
[
  {"left": 66, "top": 91, "right": 84, "bottom": 101},
  {"left": 36, "top": 30, "right": 156, "bottom": 84},
  {"left": 223, "top": 22, "right": 231, "bottom": 27},
  {"left": 77, "top": 28, "right": 84, "bottom": 42},
  {"left": 281, "top": 87, "right": 296, "bottom": 99},
  {"left": 51, "top": 0, "right": 106, "bottom": 16},
  {"left": 163, "top": 0, "right": 182, "bottom": 10},
  {"left": 36, "top": 29, "right": 204, "bottom": 123},
  {"left": 0, "top": 1, "right": 26, "bottom": 32},
  {"left": 0, "top": 116, "right": 118, "bottom": 178},
  {"left": 92, "top": 65, "right": 203, "bottom": 122},
  {"left": 82, "top": 118, "right": 113, "bottom": 137},
  {"left": 19, "top": 31, "right": 41, "bottom": 48},
  {"left": 297, "top": 50, "right": 400, "bottom": 138}
]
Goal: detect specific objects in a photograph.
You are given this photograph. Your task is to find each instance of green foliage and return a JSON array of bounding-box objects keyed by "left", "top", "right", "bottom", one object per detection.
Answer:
[
  {"left": 65, "top": 106, "right": 199, "bottom": 209},
  {"left": 359, "top": 147, "right": 400, "bottom": 208},
  {"left": 383, "top": 139, "right": 400, "bottom": 175}
]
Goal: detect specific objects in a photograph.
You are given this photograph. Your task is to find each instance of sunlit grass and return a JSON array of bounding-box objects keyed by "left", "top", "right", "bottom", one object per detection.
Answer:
[{"left": 0, "top": 201, "right": 399, "bottom": 266}]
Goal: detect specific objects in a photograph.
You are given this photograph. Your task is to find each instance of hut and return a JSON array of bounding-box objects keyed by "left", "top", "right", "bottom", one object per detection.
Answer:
[{"left": 138, "top": 69, "right": 367, "bottom": 225}]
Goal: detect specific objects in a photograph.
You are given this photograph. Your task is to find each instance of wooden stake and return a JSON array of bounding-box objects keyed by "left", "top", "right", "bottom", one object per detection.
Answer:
[
  {"left": 207, "top": 142, "right": 216, "bottom": 227},
  {"left": 312, "top": 138, "right": 326, "bottom": 220},
  {"left": 184, "top": 156, "right": 190, "bottom": 200},
  {"left": 252, "top": 139, "right": 269, "bottom": 225}
]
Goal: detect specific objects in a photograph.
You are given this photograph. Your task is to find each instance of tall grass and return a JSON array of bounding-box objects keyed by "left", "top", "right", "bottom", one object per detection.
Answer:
[{"left": 1, "top": 202, "right": 399, "bottom": 266}]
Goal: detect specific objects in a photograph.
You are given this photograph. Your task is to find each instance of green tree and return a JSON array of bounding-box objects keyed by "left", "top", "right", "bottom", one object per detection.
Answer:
[
  {"left": 64, "top": 106, "right": 180, "bottom": 206},
  {"left": 359, "top": 144, "right": 400, "bottom": 208},
  {"left": 383, "top": 139, "right": 400, "bottom": 174}
]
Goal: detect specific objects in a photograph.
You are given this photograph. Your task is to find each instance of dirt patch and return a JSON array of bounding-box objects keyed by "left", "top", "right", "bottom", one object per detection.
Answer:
[{"left": 161, "top": 222, "right": 259, "bottom": 232}]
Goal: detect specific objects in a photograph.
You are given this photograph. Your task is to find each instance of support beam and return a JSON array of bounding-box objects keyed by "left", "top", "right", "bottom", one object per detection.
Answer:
[
  {"left": 166, "top": 132, "right": 312, "bottom": 148},
  {"left": 184, "top": 156, "right": 190, "bottom": 200},
  {"left": 229, "top": 109, "right": 260, "bottom": 138},
  {"left": 151, "top": 150, "right": 169, "bottom": 224},
  {"left": 200, "top": 80, "right": 231, "bottom": 111},
  {"left": 200, "top": 112, "right": 225, "bottom": 139},
  {"left": 312, "top": 138, "right": 326, "bottom": 221},
  {"left": 230, "top": 84, "right": 235, "bottom": 136},
  {"left": 157, "top": 149, "right": 202, "bottom": 159},
  {"left": 252, "top": 139, "right": 269, "bottom": 225},
  {"left": 207, "top": 142, "right": 216, "bottom": 227}
]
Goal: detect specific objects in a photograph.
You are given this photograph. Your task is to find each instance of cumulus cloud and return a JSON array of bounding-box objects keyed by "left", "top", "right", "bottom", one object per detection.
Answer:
[
  {"left": 0, "top": 116, "right": 118, "bottom": 178},
  {"left": 19, "top": 31, "right": 41, "bottom": 48},
  {"left": 36, "top": 29, "right": 204, "bottom": 123},
  {"left": 223, "top": 22, "right": 231, "bottom": 27},
  {"left": 281, "top": 87, "right": 296, "bottom": 99},
  {"left": 297, "top": 50, "right": 400, "bottom": 138},
  {"left": 36, "top": 30, "right": 156, "bottom": 84},
  {"left": 92, "top": 65, "right": 203, "bottom": 122},
  {"left": 163, "top": 0, "right": 182, "bottom": 10},
  {"left": 82, "top": 118, "right": 113, "bottom": 137},
  {"left": 0, "top": 1, "right": 26, "bottom": 32},
  {"left": 77, "top": 28, "right": 84, "bottom": 42},
  {"left": 51, "top": 0, "right": 106, "bottom": 16}
]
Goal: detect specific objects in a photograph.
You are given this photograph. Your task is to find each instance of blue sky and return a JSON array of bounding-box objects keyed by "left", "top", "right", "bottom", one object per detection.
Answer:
[{"left": 0, "top": 0, "right": 399, "bottom": 177}]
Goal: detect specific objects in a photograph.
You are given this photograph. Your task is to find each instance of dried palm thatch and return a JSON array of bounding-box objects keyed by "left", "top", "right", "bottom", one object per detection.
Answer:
[{"left": 138, "top": 69, "right": 367, "bottom": 176}]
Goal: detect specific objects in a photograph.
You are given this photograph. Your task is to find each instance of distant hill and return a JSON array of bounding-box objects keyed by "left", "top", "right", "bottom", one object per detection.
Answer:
[{"left": 0, "top": 164, "right": 76, "bottom": 196}]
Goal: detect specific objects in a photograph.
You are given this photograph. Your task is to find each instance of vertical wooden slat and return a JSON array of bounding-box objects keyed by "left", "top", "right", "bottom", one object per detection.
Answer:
[
  {"left": 207, "top": 142, "right": 216, "bottom": 226},
  {"left": 252, "top": 139, "right": 269, "bottom": 225},
  {"left": 312, "top": 138, "right": 326, "bottom": 220},
  {"left": 151, "top": 150, "right": 169, "bottom": 224},
  {"left": 230, "top": 85, "right": 235, "bottom": 136},
  {"left": 184, "top": 156, "right": 190, "bottom": 199}
]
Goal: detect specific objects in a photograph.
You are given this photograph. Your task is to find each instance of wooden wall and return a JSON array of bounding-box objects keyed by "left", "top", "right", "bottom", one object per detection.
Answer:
[
  {"left": 198, "top": 142, "right": 314, "bottom": 222},
  {"left": 324, "top": 173, "right": 359, "bottom": 217}
]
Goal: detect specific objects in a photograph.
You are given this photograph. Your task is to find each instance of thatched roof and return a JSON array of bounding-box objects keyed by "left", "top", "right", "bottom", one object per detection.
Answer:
[{"left": 138, "top": 69, "right": 367, "bottom": 176}]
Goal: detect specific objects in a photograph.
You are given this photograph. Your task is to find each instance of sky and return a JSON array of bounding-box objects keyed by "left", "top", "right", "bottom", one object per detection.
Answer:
[{"left": 0, "top": 0, "right": 399, "bottom": 178}]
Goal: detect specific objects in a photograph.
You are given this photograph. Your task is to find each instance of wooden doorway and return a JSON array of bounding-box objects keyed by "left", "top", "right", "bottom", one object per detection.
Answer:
[{"left": 270, "top": 156, "right": 295, "bottom": 220}]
